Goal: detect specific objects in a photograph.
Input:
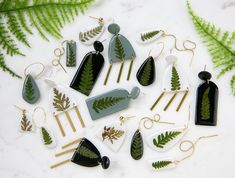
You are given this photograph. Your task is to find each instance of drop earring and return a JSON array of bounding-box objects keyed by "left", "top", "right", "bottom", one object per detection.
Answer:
[
  {"left": 130, "top": 114, "right": 174, "bottom": 160},
  {"left": 79, "top": 16, "right": 105, "bottom": 45},
  {"left": 14, "top": 105, "right": 34, "bottom": 132},
  {"left": 150, "top": 55, "right": 190, "bottom": 112},
  {"left": 104, "top": 23, "right": 136, "bottom": 85},
  {"left": 136, "top": 42, "right": 164, "bottom": 86},
  {"left": 70, "top": 41, "right": 105, "bottom": 96},
  {"left": 96, "top": 115, "right": 135, "bottom": 152},
  {"left": 149, "top": 134, "right": 218, "bottom": 171},
  {"left": 22, "top": 62, "right": 44, "bottom": 104},
  {"left": 50, "top": 137, "right": 110, "bottom": 169},
  {"left": 195, "top": 67, "right": 219, "bottom": 126},
  {"left": 32, "top": 106, "right": 56, "bottom": 148}
]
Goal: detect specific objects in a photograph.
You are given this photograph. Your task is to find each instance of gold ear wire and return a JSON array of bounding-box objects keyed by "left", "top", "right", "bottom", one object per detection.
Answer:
[
  {"left": 32, "top": 106, "right": 47, "bottom": 128},
  {"left": 24, "top": 62, "right": 45, "bottom": 79},
  {"left": 14, "top": 105, "right": 26, "bottom": 113},
  {"left": 89, "top": 16, "right": 104, "bottom": 24},
  {"left": 119, "top": 115, "right": 136, "bottom": 125}
]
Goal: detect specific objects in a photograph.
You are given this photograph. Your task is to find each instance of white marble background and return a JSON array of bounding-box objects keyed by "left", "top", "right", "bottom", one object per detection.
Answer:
[{"left": 0, "top": 0, "right": 235, "bottom": 178}]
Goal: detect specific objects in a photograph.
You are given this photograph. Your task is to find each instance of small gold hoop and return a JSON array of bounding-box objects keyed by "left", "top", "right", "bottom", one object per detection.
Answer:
[
  {"left": 183, "top": 40, "right": 196, "bottom": 50},
  {"left": 24, "top": 62, "right": 45, "bottom": 79},
  {"left": 32, "top": 106, "right": 47, "bottom": 128}
]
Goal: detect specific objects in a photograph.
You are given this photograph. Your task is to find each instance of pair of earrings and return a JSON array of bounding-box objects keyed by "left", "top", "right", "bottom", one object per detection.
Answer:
[
  {"left": 51, "top": 137, "right": 110, "bottom": 169},
  {"left": 15, "top": 105, "right": 56, "bottom": 148},
  {"left": 22, "top": 62, "right": 45, "bottom": 104}
]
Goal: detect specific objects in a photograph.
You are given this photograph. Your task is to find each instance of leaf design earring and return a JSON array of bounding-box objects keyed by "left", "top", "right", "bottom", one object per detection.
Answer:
[
  {"left": 149, "top": 134, "right": 218, "bottom": 171},
  {"left": 136, "top": 42, "right": 164, "bottom": 86},
  {"left": 195, "top": 67, "right": 219, "bottom": 126},
  {"left": 104, "top": 23, "right": 136, "bottom": 85},
  {"left": 79, "top": 16, "right": 105, "bottom": 45},
  {"left": 22, "top": 62, "right": 44, "bottom": 104},
  {"left": 32, "top": 106, "right": 56, "bottom": 148},
  {"left": 50, "top": 137, "right": 110, "bottom": 169},
  {"left": 146, "top": 107, "right": 190, "bottom": 152},
  {"left": 70, "top": 41, "right": 105, "bottom": 96},
  {"left": 14, "top": 105, "right": 34, "bottom": 132},
  {"left": 130, "top": 114, "right": 174, "bottom": 160},
  {"left": 150, "top": 55, "right": 190, "bottom": 111},
  {"left": 86, "top": 87, "right": 140, "bottom": 120},
  {"left": 96, "top": 115, "right": 135, "bottom": 152},
  {"left": 45, "top": 79, "right": 85, "bottom": 137}
]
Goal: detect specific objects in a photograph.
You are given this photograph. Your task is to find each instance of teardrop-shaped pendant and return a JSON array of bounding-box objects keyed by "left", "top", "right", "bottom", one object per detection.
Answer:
[
  {"left": 22, "top": 74, "right": 40, "bottom": 104},
  {"left": 40, "top": 126, "right": 56, "bottom": 148},
  {"left": 130, "top": 129, "right": 144, "bottom": 160},
  {"left": 136, "top": 56, "right": 155, "bottom": 86}
]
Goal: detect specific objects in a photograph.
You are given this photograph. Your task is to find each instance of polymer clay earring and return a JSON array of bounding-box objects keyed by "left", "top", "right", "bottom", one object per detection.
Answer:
[
  {"left": 79, "top": 16, "right": 105, "bottom": 45},
  {"left": 146, "top": 107, "right": 190, "bottom": 152},
  {"left": 70, "top": 41, "right": 105, "bottom": 96},
  {"left": 22, "top": 62, "right": 44, "bottom": 104},
  {"left": 45, "top": 79, "right": 85, "bottom": 137},
  {"left": 14, "top": 105, "right": 34, "bottom": 132},
  {"left": 86, "top": 87, "right": 140, "bottom": 120},
  {"left": 130, "top": 114, "right": 174, "bottom": 160},
  {"left": 50, "top": 138, "right": 110, "bottom": 169},
  {"left": 96, "top": 115, "right": 134, "bottom": 152},
  {"left": 149, "top": 134, "right": 218, "bottom": 171},
  {"left": 195, "top": 68, "right": 219, "bottom": 126},
  {"left": 136, "top": 42, "right": 164, "bottom": 86},
  {"left": 104, "top": 23, "right": 136, "bottom": 85},
  {"left": 32, "top": 106, "right": 56, "bottom": 148},
  {"left": 150, "top": 55, "right": 190, "bottom": 111}
]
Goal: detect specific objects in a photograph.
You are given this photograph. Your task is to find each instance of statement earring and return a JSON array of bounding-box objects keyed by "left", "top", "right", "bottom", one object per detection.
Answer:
[
  {"left": 79, "top": 16, "right": 105, "bottom": 45},
  {"left": 86, "top": 87, "right": 140, "bottom": 120},
  {"left": 130, "top": 114, "right": 174, "bottom": 160},
  {"left": 14, "top": 105, "right": 34, "bottom": 132},
  {"left": 195, "top": 67, "right": 219, "bottom": 126},
  {"left": 146, "top": 107, "right": 190, "bottom": 152},
  {"left": 22, "top": 62, "right": 44, "bottom": 104},
  {"left": 149, "top": 134, "right": 218, "bottom": 171},
  {"left": 50, "top": 137, "right": 110, "bottom": 169},
  {"left": 104, "top": 23, "right": 136, "bottom": 85},
  {"left": 96, "top": 115, "right": 135, "bottom": 152},
  {"left": 32, "top": 106, "right": 56, "bottom": 148},
  {"left": 150, "top": 55, "right": 190, "bottom": 111},
  {"left": 136, "top": 42, "right": 164, "bottom": 86},
  {"left": 70, "top": 41, "right": 105, "bottom": 96},
  {"left": 45, "top": 79, "right": 85, "bottom": 137}
]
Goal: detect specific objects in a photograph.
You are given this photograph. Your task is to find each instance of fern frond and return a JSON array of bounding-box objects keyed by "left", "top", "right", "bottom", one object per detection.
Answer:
[
  {"left": 152, "top": 161, "right": 172, "bottom": 169},
  {"left": 187, "top": 1, "right": 235, "bottom": 95},
  {"left": 231, "top": 75, "right": 235, "bottom": 95}
]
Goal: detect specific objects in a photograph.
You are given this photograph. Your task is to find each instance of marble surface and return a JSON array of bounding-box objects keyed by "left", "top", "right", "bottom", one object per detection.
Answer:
[{"left": 0, "top": 0, "right": 235, "bottom": 177}]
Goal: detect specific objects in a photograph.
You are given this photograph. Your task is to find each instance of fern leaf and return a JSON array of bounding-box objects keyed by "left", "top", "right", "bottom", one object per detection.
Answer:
[
  {"left": 52, "top": 88, "right": 70, "bottom": 112},
  {"left": 153, "top": 131, "right": 181, "bottom": 148},
  {"left": 187, "top": 1, "right": 235, "bottom": 95},
  {"left": 152, "top": 161, "right": 172, "bottom": 169},
  {"left": 102, "top": 126, "right": 124, "bottom": 144},
  {"left": 139, "top": 59, "right": 152, "bottom": 85},
  {"left": 231, "top": 75, "right": 235, "bottom": 95},
  {"left": 41, "top": 127, "right": 53, "bottom": 145},
  {"left": 171, "top": 66, "right": 181, "bottom": 91},
  {"left": 79, "top": 23, "right": 103, "bottom": 42},
  {"left": 114, "top": 36, "right": 125, "bottom": 60},
  {"left": 67, "top": 42, "right": 76, "bottom": 67},
  {"left": 130, "top": 130, "right": 143, "bottom": 160},
  {"left": 21, "top": 111, "right": 32, "bottom": 132},
  {"left": 141, "top": 30, "right": 160, "bottom": 42},
  {"left": 79, "top": 145, "right": 99, "bottom": 159},
  {"left": 201, "top": 87, "right": 210, "bottom": 120}
]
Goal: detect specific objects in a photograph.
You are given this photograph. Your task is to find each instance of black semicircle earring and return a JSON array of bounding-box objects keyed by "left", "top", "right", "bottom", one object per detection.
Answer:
[{"left": 70, "top": 41, "right": 105, "bottom": 96}]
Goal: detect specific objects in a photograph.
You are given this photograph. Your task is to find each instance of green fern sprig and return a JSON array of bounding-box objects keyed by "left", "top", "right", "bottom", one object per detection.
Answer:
[
  {"left": 201, "top": 87, "right": 210, "bottom": 120},
  {"left": 79, "top": 145, "right": 99, "bottom": 159},
  {"left": 141, "top": 30, "right": 160, "bottom": 42},
  {"left": 114, "top": 36, "right": 125, "bottom": 60},
  {"left": 0, "top": 0, "right": 94, "bottom": 78},
  {"left": 139, "top": 59, "right": 152, "bottom": 86},
  {"left": 152, "top": 161, "right": 172, "bottom": 169},
  {"left": 79, "top": 23, "right": 104, "bottom": 42},
  {"left": 187, "top": 1, "right": 235, "bottom": 95},
  {"left": 171, "top": 66, "right": 181, "bottom": 91}
]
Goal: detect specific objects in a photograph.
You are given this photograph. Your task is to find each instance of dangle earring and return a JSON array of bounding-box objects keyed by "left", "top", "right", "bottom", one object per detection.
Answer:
[
  {"left": 130, "top": 114, "right": 174, "bottom": 160},
  {"left": 22, "top": 62, "right": 44, "bottom": 104},
  {"left": 50, "top": 137, "right": 110, "bottom": 169},
  {"left": 137, "top": 29, "right": 196, "bottom": 65},
  {"left": 104, "top": 23, "right": 136, "bottom": 85},
  {"left": 79, "top": 16, "right": 105, "bottom": 45},
  {"left": 32, "top": 106, "right": 56, "bottom": 148},
  {"left": 96, "top": 115, "right": 135, "bottom": 152},
  {"left": 150, "top": 55, "right": 190, "bottom": 112},
  {"left": 136, "top": 42, "right": 164, "bottom": 86},
  {"left": 149, "top": 134, "right": 218, "bottom": 171},
  {"left": 14, "top": 105, "right": 34, "bottom": 132},
  {"left": 146, "top": 107, "right": 190, "bottom": 152},
  {"left": 70, "top": 41, "right": 105, "bottom": 96},
  {"left": 45, "top": 79, "right": 85, "bottom": 137},
  {"left": 86, "top": 87, "right": 140, "bottom": 120},
  {"left": 195, "top": 67, "right": 219, "bottom": 126}
]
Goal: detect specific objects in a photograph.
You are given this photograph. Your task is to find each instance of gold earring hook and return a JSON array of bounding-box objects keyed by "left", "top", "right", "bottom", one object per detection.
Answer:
[
  {"left": 175, "top": 134, "right": 218, "bottom": 164},
  {"left": 119, "top": 115, "right": 136, "bottom": 125},
  {"left": 183, "top": 105, "right": 191, "bottom": 131},
  {"left": 32, "top": 106, "right": 47, "bottom": 128},
  {"left": 89, "top": 16, "right": 104, "bottom": 23},
  {"left": 139, "top": 113, "right": 174, "bottom": 130},
  {"left": 148, "top": 42, "right": 165, "bottom": 60},
  {"left": 14, "top": 105, "right": 26, "bottom": 113},
  {"left": 24, "top": 62, "right": 45, "bottom": 79}
]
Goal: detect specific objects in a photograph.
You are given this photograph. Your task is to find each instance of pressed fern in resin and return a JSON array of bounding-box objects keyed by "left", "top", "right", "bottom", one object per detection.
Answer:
[
  {"left": 171, "top": 66, "right": 181, "bottom": 91},
  {"left": 79, "top": 23, "right": 104, "bottom": 43},
  {"left": 141, "top": 30, "right": 160, "bottom": 42},
  {"left": 201, "top": 87, "right": 210, "bottom": 120},
  {"left": 152, "top": 161, "right": 173, "bottom": 169},
  {"left": 187, "top": 1, "right": 235, "bottom": 95},
  {"left": 0, "top": 0, "right": 94, "bottom": 78}
]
